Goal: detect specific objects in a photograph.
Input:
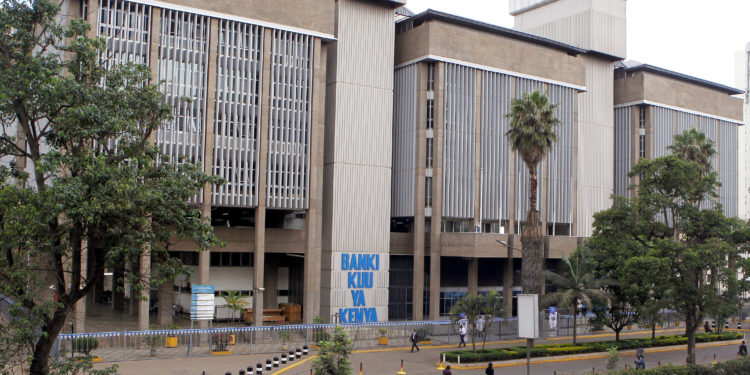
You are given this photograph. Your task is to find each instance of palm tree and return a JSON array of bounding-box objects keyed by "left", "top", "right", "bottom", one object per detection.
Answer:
[
  {"left": 449, "top": 294, "right": 484, "bottom": 352},
  {"left": 667, "top": 129, "right": 715, "bottom": 176},
  {"left": 542, "top": 249, "right": 609, "bottom": 345},
  {"left": 506, "top": 90, "right": 560, "bottom": 296},
  {"left": 223, "top": 290, "right": 246, "bottom": 324},
  {"left": 479, "top": 291, "right": 504, "bottom": 350}
]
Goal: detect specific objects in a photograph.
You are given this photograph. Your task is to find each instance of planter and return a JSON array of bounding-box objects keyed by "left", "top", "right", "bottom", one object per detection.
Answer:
[
  {"left": 378, "top": 337, "right": 388, "bottom": 346},
  {"left": 282, "top": 344, "right": 288, "bottom": 351},
  {"left": 627, "top": 325, "right": 632, "bottom": 330},
  {"left": 211, "top": 350, "right": 232, "bottom": 355},
  {"left": 420, "top": 340, "right": 433, "bottom": 345},
  {"left": 229, "top": 334, "right": 236, "bottom": 346},
  {"left": 166, "top": 336, "right": 178, "bottom": 348}
]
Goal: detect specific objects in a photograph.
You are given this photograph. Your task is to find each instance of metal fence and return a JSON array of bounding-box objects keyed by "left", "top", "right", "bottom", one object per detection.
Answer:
[{"left": 54, "top": 312, "right": 681, "bottom": 363}]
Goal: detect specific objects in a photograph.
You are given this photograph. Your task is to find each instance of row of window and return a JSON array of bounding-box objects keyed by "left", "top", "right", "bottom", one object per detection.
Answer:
[{"left": 169, "top": 251, "right": 255, "bottom": 267}]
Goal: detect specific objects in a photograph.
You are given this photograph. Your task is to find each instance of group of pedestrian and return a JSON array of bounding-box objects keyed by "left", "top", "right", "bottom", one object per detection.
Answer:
[{"left": 440, "top": 363, "right": 494, "bottom": 375}]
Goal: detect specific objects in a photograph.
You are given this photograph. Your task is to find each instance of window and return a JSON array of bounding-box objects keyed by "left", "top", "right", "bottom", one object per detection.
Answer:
[
  {"left": 209, "top": 252, "right": 252, "bottom": 267},
  {"left": 441, "top": 219, "right": 472, "bottom": 233},
  {"left": 426, "top": 62, "right": 435, "bottom": 129},
  {"left": 639, "top": 105, "right": 646, "bottom": 158},
  {"left": 425, "top": 177, "right": 433, "bottom": 207},
  {"left": 426, "top": 138, "right": 433, "bottom": 168},
  {"left": 483, "top": 221, "right": 501, "bottom": 234}
]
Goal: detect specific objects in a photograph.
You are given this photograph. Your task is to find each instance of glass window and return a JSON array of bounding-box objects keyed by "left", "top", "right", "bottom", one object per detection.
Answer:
[
  {"left": 426, "top": 138, "right": 433, "bottom": 168},
  {"left": 425, "top": 177, "right": 433, "bottom": 207}
]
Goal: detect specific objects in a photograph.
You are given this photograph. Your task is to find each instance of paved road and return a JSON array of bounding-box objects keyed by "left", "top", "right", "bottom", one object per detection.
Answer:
[{"left": 96, "top": 329, "right": 748, "bottom": 375}]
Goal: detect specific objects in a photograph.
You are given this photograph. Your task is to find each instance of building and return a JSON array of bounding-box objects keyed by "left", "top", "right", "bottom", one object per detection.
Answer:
[
  {"left": 28, "top": 0, "right": 742, "bottom": 331},
  {"left": 613, "top": 61, "right": 743, "bottom": 216},
  {"left": 735, "top": 44, "right": 750, "bottom": 219}
]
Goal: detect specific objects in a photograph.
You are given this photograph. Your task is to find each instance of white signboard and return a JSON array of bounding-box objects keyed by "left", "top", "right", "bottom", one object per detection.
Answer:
[
  {"left": 190, "top": 285, "right": 215, "bottom": 321},
  {"left": 518, "top": 294, "right": 539, "bottom": 339}
]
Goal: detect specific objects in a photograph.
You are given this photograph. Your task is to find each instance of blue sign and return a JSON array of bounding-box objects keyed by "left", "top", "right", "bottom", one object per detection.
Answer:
[
  {"left": 339, "top": 253, "right": 379, "bottom": 323},
  {"left": 191, "top": 285, "right": 215, "bottom": 294}
]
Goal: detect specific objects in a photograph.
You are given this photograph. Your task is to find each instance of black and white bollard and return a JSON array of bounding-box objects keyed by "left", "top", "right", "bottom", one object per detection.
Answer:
[
  {"left": 281, "top": 353, "right": 288, "bottom": 364},
  {"left": 256, "top": 363, "right": 263, "bottom": 375},
  {"left": 739, "top": 321, "right": 743, "bottom": 329},
  {"left": 265, "top": 359, "right": 272, "bottom": 371},
  {"left": 303, "top": 345, "right": 309, "bottom": 355},
  {"left": 226, "top": 372, "right": 231, "bottom": 375},
  {"left": 726, "top": 321, "right": 730, "bottom": 329},
  {"left": 289, "top": 351, "right": 295, "bottom": 361},
  {"left": 246, "top": 366, "right": 254, "bottom": 375},
  {"left": 296, "top": 348, "right": 302, "bottom": 358},
  {"left": 239, "top": 371, "right": 245, "bottom": 375},
  {"left": 273, "top": 357, "right": 279, "bottom": 367}
]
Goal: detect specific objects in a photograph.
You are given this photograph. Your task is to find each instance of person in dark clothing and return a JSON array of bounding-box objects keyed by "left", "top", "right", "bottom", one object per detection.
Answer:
[
  {"left": 739, "top": 341, "right": 747, "bottom": 356},
  {"left": 442, "top": 365, "right": 452, "bottom": 375},
  {"left": 410, "top": 329, "right": 420, "bottom": 352},
  {"left": 485, "top": 363, "right": 494, "bottom": 375}
]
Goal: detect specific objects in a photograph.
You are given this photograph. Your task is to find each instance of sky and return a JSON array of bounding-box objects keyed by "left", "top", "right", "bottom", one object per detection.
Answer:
[{"left": 403, "top": 0, "right": 750, "bottom": 89}]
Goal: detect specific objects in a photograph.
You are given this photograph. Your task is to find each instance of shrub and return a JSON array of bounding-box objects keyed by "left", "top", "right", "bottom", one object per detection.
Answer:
[
  {"left": 71, "top": 337, "right": 99, "bottom": 355},
  {"left": 439, "top": 332, "right": 742, "bottom": 363},
  {"left": 609, "top": 356, "right": 750, "bottom": 374}
]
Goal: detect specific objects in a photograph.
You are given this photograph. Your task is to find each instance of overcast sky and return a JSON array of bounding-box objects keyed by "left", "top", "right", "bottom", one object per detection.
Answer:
[{"left": 403, "top": 0, "right": 750, "bottom": 89}]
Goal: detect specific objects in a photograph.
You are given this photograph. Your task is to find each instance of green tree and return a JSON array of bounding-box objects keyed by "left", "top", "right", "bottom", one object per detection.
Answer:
[
  {"left": 449, "top": 294, "right": 484, "bottom": 352},
  {"left": 223, "top": 290, "right": 246, "bottom": 324},
  {"left": 505, "top": 90, "right": 559, "bottom": 297},
  {"left": 541, "top": 248, "right": 609, "bottom": 345},
  {"left": 667, "top": 128, "right": 716, "bottom": 176},
  {"left": 0, "top": 1, "right": 220, "bottom": 373},
  {"left": 312, "top": 326, "right": 353, "bottom": 375},
  {"left": 479, "top": 291, "right": 503, "bottom": 350}
]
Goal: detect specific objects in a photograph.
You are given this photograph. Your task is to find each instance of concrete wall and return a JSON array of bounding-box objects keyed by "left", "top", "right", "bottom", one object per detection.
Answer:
[
  {"left": 170, "top": 227, "right": 305, "bottom": 253},
  {"left": 394, "top": 21, "right": 586, "bottom": 88},
  {"left": 147, "top": 0, "right": 335, "bottom": 35},
  {"left": 321, "top": 0, "right": 395, "bottom": 323}
]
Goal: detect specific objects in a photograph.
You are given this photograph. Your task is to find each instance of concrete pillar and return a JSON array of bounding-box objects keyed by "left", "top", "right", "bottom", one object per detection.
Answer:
[
  {"left": 157, "top": 278, "right": 174, "bottom": 326},
  {"left": 254, "top": 29, "right": 273, "bottom": 327},
  {"left": 303, "top": 39, "right": 326, "bottom": 324},
  {"left": 412, "top": 62, "right": 428, "bottom": 321},
  {"left": 503, "top": 237, "right": 515, "bottom": 317},
  {"left": 429, "top": 62, "right": 445, "bottom": 320},
  {"left": 263, "top": 256, "right": 278, "bottom": 308},
  {"left": 138, "top": 242, "right": 151, "bottom": 332},
  {"left": 468, "top": 258, "right": 479, "bottom": 296},
  {"left": 73, "top": 240, "right": 87, "bottom": 333},
  {"left": 508, "top": 78, "right": 517, "bottom": 235}
]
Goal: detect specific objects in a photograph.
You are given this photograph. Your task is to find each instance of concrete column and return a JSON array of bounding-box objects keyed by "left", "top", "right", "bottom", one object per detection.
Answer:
[
  {"left": 138, "top": 242, "right": 151, "bottom": 331},
  {"left": 157, "top": 278, "right": 174, "bottom": 326},
  {"left": 73, "top": 239, "right": 87, "bottom": 333},
  {"left": 503, "top": 236, "right": 515, "bottom": 317},
  {"left": 148, "top": 8, "right": 161, "bottom": 89},
  {"left": 254, "top": 29, "right": 273, "bottom": 327},
  {"left": 303, "top": 39, "right": 326, "bottom": 324},
  {"left": 263, "top": 257, "right": 278, "bottom": 308},
  {"left": 468, "top": 258, "right": 478, "bottom": 296},
  {"left": 412, "top": 62, "right": 428, "bottom": 321},
  {"left": 84, "top": 0, "right": 99, "bottom": 39},
  {"left": 429, "top": 62, "right": 445, "bottom": 320},
  {"left": 571, "top": 92, "right": 579, "bottom": 235}
]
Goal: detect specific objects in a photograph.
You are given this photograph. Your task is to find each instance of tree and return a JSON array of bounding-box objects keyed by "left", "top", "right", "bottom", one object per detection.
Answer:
[
  {"left": 541, "top": 248, "right": 609, "bottom": 345},
  {"left": 506, "top": 90, "right": 559, "bottom": 296},
  {"left": 449, "top": 294, "right": 484, "bottom": 352},
  {"left": 479, "top": 291, "right": 503, "bottom": 350},
  {"left": 0, "top": 1, "right": 220, "bottom": 373},
  {"left": 587, "top": 129, "right": 743, "bottom": 364},
  {"left": 667, "top": 128, "right": 715, "bottom": 176},
  {"left": 312, "top": 326, "right": 353, "bottom": 375},
  {"left": 223, "top": 290, "right": 246, "bottom": 324}
]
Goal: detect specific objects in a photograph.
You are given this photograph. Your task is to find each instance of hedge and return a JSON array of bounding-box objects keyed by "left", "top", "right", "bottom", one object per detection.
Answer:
[
  {"left": 441, "top": 332, "right": 743, "bottom": 363},
  {"left": 611, "top": 356, "right": 750, "bottom": 374}
]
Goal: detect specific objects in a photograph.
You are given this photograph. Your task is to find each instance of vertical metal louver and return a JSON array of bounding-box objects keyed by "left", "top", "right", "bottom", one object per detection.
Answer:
[
  {"left": 513, "top": 78, "right": 544, "bottom": 221},
  {"left": 480, "top": 71, "right": 511, "bottom": 221},
  {"left": 212, "top": 20, "right": 263, "bottom": 208},
  {"left": 652, "top": 107, "right": 674, "bottom": 158},
  {"left": 442, "top": 63, "right": 476, "bottom": 219},
  {"left": 391, "top": 64, "right": 418, "bottom": 217},
  {"left": 613, "top": 107, "right": 632, "bottom": 197},
  {"left": 546, "top": 85, "right": 575, "bottom": 225},
  {"left": 98, "top": 0, "right": 151, "bottom": 68},
  {"left": 266, "top": 30, "right": 314, "bottom": 210},
  {"left": 718, "top": 120, "right": 738, "bottom": 217},
  {"left": 156, "top": 9, "right": 210, "bottom": 203}
]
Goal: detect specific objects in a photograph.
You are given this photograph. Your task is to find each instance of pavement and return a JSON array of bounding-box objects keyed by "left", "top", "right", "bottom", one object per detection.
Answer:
[{"left": 94, "top": 328, "right": 749, "bottom": 375}]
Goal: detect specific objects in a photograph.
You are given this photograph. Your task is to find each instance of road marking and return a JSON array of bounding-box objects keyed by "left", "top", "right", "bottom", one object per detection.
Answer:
[{"left": 271, "top": 355, "right": 317, "bottom": 375}]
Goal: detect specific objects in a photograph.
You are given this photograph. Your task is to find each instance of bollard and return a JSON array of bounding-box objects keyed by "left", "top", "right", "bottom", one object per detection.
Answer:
[
  {"left": 265, "top": 359, "right": 272, "bottom": 371},
  {"left": 396, "top": 359, "right": 406, "bottom": 375},
  {"left": 658, "top": 361, "right": 661, "bottom": 367},
  {"left": 289, "top": 351, "right": 295, "bottom": 361},
  {"left": 739, "top": 321, "right": 743, "bottom": 329},
  {"left": 726, "top": 322, "right": 730, "bottom": 329},
  {"left": 713, "top": 354, "right": 717, "bottom": 364},
  {"left": 226, "top": 372, "right": 231, "bottom": 375},
  {"left": 303, "top": 345, "right": 309, "bottom": 355},
  {"left": 273, "top": 357, "right": 279, "bottom": 367},
  {"left": 240, "top": 371, "right": 245, "bottom": 375},
  {"left": 624, "top": 364, "right": 628, "bottom": 370},
  {"left": 296, "top": 348, "right": 302, "bottom": 358},
  {"left": 359, "top": 362, "right": 363, "bottom": 375},
  {"left": 247, "top": 366, "right": 253, "bottom": 375},
  {"left": 592, "top": 367, "right": 595, "bottom": 373},
  {"left": 281, "top": 354, "right": 287, "bottom": 364},
  {"left": 256, "top": 363, "right": 263, "bottom": 375}
]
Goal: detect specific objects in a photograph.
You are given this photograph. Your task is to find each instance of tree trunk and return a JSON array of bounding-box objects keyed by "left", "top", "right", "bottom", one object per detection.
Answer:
[
  {"left": 615, "top": 329, "right": 620, "bottom": 342},
  {"left": 685, "top": 314, "right": 697, "bottom": 365},
  {"left": 572, "top": 305, "right": 578, "bottom": 345},
  {"left": 652, "top": 324, "right": 655, "bottom": 340},
  {"left": 29, "top": 308, "right": 69, "bottom": 375},
  {"left": 520, "top": 210, "right": 544, "bottom": 296},
  {"left": 529, "top": 169, "right": 537, "bottom": 212}
]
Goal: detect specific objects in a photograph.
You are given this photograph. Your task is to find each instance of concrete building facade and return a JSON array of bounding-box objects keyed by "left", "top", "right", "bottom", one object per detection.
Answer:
[{"left": 35, "top": 0, "right": 744, "bottom": 330}]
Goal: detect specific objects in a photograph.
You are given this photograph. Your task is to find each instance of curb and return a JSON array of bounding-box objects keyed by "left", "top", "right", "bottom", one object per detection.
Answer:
[{"left": 437, "top": 339, "right": 744, "bottom": 371}]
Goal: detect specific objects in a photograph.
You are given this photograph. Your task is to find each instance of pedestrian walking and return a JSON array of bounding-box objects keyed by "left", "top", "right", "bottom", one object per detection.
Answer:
[
  {"left": 458, "top": 325, "right": 467, "bottom": 347},
  {"left": 485, "top": 362, "right": 494, "bottom": 375},
  {"left": 410, "top": 329, "right": 420, "bottom": 352},
  {"left": 442, "top": 365, "right": 452, "bottom": 375},
  {"left": 739, "top": 340, "right": 747, "bottom": 356},
  {"left": 477, "top": 315, "right": 486, "bottom": 341}
]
